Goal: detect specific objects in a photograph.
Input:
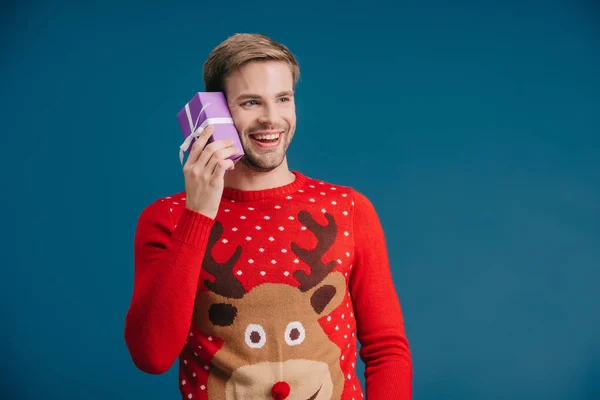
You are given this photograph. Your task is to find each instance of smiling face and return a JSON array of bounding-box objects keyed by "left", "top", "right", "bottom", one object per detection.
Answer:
[{"left": 224, "top": 60, "right": 297, "bottom": 172}]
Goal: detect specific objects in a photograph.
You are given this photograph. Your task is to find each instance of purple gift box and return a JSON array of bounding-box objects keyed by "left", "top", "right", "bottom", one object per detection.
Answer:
[{"left": 177, "top": 92, "right": 244, "bottom": 165}]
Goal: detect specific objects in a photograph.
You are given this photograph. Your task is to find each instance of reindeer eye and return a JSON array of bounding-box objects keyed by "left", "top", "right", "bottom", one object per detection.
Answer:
[
  {"left": 245, "top": 324, "right": 266, "bottom": 348},
  {"left": 285, "top": 321, "right": 305, "bottom": 346}
]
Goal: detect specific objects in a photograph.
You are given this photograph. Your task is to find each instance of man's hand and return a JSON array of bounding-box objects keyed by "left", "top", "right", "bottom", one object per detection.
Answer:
[{"left": 183, "top": 125, "right": 241, "bottom": 219}]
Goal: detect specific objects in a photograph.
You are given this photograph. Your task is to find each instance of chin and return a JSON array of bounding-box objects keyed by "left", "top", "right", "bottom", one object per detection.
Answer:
[{"left": 241, "top": 152, "right": 287, "bottom": 173}]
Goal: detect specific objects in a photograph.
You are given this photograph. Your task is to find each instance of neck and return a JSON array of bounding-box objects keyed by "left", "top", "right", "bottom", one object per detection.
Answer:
[{"left": 224, "top": 157, "right": 296, "bottom": 191}]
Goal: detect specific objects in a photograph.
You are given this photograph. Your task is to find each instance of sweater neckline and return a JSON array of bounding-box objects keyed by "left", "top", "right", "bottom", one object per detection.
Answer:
[{"left": 222, "top": 171, "right": 308, "bottom": 202}]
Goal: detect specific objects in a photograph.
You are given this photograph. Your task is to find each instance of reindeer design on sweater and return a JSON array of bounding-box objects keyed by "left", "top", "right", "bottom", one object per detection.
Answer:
[{"left": 193, "top": 210, "right": 346, "bottom": 400}]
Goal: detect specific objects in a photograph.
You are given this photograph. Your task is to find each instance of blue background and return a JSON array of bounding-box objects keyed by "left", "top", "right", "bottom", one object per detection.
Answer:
[{"left": 2, "top": 0, "right": 599, "bottom": 399}]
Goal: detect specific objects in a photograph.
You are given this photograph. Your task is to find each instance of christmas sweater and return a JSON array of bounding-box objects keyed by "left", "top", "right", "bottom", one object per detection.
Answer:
[{"left": 125, "top": 171, "right": 412, "bottom": 400}]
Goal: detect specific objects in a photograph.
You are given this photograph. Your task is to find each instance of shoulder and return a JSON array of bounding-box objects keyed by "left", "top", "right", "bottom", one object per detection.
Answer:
[
  {"left": 296, "top": 172, "right": 379, "bottom": 228},
  {"left": 136, "top": 190, "right": 187, "bottom": 222},
  {"left": 298, "top": 171, "right": 356, "bottom": 196},
  {"left": 298, "top": 172, "right": 374, "bottom": 211}
]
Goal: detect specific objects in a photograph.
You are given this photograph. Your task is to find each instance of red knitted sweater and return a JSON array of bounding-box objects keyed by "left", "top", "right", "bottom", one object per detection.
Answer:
[{"left": 125, "top": 171, "right": 412, "bottom": 400}]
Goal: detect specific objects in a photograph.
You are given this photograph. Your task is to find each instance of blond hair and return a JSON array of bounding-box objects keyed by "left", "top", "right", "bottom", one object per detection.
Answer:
[{"left": 203, "top": 33, "right": 300, "bottom": 93}]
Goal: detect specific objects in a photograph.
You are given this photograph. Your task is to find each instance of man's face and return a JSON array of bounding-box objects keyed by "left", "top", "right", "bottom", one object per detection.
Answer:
[{"left": 225, "top": 60, "right": 296, "bottom": 172}]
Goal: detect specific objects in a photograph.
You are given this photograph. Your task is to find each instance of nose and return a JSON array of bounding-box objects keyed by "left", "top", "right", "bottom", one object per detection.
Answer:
[
  {"left": 258, "top": 104, "right": 279, "bottom": 126},
  {"left": 271, "top": 381, "right": 291, "bottom": 400}
]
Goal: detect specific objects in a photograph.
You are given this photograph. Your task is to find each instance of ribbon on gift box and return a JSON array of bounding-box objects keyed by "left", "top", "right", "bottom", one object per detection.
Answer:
[{"left": 179, "top": 102, "right": 234, "bottom": 165}]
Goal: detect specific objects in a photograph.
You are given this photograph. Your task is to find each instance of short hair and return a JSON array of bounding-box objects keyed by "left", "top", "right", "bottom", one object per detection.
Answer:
[{"left": 203, "top": 33, "right": 300, "bottom": 93}]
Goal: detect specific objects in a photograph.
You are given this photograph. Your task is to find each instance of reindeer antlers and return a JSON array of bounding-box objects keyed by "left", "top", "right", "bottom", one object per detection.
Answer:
[
  {"left": 203, "top": 222, "right": 246, "bottom": 299},
  {"left": 291, "top": 210, "right": 338, "bottom": 292}
]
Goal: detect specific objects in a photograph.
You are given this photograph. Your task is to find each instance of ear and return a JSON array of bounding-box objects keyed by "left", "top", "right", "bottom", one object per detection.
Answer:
[
  {"left": 307, "top": 271, "right": 346, "bottom": 317},
  {"left": 194, "top": 290, "right": 241, "bottom": 335}
]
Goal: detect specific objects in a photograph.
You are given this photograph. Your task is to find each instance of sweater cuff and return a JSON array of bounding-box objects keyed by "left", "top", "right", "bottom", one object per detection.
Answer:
[{"left": 171, "top": 208, "right": 215, "bottom": 249}]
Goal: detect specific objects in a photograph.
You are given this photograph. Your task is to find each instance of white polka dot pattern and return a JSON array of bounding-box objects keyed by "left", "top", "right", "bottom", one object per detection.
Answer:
[{"left": 161, "top": 177, "right": 364, "bottom": 398}]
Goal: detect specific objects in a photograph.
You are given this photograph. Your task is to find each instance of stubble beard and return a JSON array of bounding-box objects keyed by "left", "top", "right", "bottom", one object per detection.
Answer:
[{"left": 240, "top": 128, "right": 294, "bottom": 173}]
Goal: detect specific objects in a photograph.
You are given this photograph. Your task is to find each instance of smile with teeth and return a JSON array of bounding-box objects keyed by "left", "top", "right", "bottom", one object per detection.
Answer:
[{"left": 251, "top": 132, "right": 280, "bottom": 141}]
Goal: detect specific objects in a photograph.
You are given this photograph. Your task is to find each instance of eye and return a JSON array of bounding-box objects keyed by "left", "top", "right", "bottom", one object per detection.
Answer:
[
  {"left": 242, "top": 100, "right": 258, "bottom": 107},
  {"left": 245, "top": 324, "right": 266, "bottom": 348},
  {"left": 285, "top": 321, "right": 305, "bottom": 346}
]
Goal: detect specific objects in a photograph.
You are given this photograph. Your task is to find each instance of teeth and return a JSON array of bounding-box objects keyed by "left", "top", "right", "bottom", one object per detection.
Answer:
[{"left": 253, "top": 133, "right": 280, "bottom": 140}]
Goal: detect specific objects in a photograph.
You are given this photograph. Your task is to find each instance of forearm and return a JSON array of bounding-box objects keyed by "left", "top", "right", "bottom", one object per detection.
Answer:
[
  {"left": 360, "top": 327, "right": 412, "bottom": 399},
  {"left": 350, "top": 189, "right": 413, "bottom": 398},
  {"left": 355, "top": 288, "right": 413, "bottom": 399},
  {"left": 124, "top": 207, "right": 214, "bottom": 374}
]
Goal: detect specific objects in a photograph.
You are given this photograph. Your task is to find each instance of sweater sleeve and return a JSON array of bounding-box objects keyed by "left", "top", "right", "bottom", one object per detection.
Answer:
[
  {"left": 349, "top": 189, "right": 413, "bottom": 399},
  {"left": 124, "top": 199, "right": 215, "bottom": 374}
]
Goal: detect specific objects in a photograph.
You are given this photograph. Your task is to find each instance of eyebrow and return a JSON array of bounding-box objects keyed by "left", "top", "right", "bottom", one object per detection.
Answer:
[{"left": 234, "top": 90, "right": 294, "bottom": 102}]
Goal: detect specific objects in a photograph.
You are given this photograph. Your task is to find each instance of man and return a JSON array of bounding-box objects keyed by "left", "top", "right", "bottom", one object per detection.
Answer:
[{"left": 125, "top": 33, "right": 412, "bottom": 400}]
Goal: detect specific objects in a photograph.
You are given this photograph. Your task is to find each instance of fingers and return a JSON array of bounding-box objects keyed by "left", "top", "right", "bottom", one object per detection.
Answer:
[
  {"left": 196, "top": 139, "right": 237, "bottom": 168},
  {"left": 184, "top": 139, "right": 240, "bottom": 183},
  {"left": 212, "top": 159, "right": 235, "bottom": 182},
  {"left": 185, "top": 125, "right": 216, "bottom": 166},
  {"left": 205, "top": 146, "right": 241, "bottom": 174}
]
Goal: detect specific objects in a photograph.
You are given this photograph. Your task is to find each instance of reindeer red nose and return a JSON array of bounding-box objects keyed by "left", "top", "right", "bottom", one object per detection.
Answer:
[{"left": 271, "top": 381, "right": 291, "bottom": 400}]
